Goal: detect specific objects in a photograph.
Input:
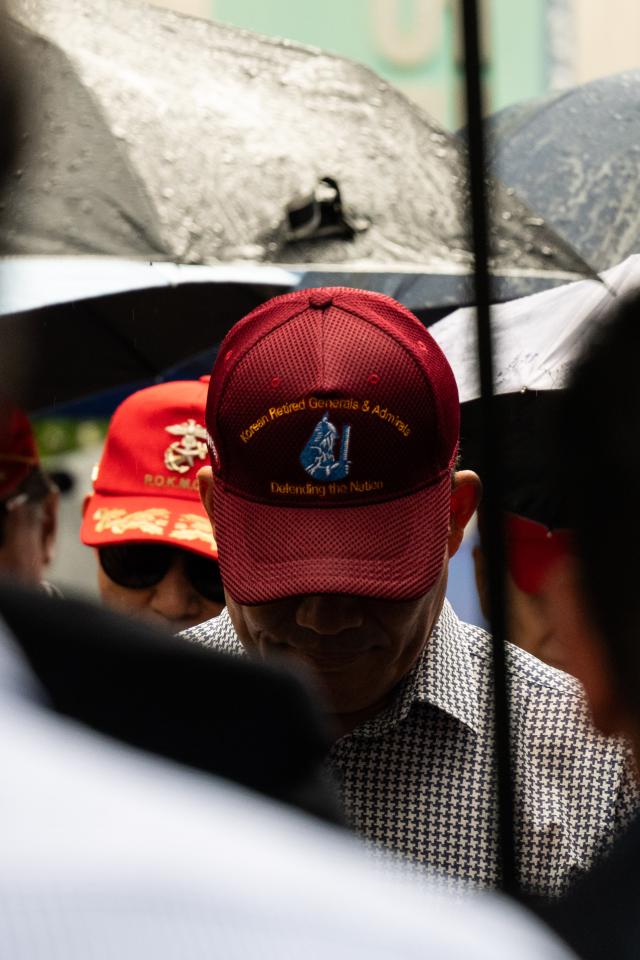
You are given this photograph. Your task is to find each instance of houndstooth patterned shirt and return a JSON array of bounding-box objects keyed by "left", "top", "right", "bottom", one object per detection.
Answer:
[{"left": 183, "top": 601, "right": 639, "bottom": 898}]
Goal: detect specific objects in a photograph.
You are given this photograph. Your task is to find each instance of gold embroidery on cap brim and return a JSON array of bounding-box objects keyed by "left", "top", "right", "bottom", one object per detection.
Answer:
[
  {"left": 93, "top": 507, "right": 169, "bottom": 536},
  {"left": 169, "top": 513, "right": 216, "bottom": 549}
]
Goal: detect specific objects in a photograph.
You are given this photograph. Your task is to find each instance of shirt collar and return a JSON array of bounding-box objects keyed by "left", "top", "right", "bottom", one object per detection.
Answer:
[{"left": 350, "top": 600, "right": 481, "bottom": 739}]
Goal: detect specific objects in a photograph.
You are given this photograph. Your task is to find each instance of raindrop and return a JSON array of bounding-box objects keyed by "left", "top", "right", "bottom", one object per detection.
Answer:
[
  {"left": 525, "top": 217, "right": 544, "bottom": 227},
  {"left": 369, "top": 96, "right": 382, "bottom": 107},
  {"left": 112, "top": 125, "right": 127, "bottom": 140},
  {"left": 435, "top": 148, "right": 447, "bottom": 158},
  {"left": 501, "top": 211, "right": 512, "bottom": 221},
  {"left": 14, "top": 168, "right": 23, "bottom": 178},
  {"left": 541, "top": 245, "right": 553, "bottom": 256},
  {"left": 505, "top": 187, "right": 515, "bottom": 196},
  {"left": 161, "top": 187, "right": 175, "bottom": 199}
]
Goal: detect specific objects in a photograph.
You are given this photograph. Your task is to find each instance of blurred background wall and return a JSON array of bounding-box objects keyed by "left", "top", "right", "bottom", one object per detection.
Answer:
[{"left": 146, "top": 0, "right": 640, "bottom": 128}]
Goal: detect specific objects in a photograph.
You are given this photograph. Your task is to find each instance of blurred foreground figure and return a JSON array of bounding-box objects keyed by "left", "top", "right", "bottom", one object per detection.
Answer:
[
  {"left": 185, "top": 287, "right": 638, "bottom": 896},
  {"left": 539, "top": 291, "right": 640, "bottom": 958},
  {"left": 0, "top": 401, "right": 58, "bottom": 584},
  {"left": 81, "top": 379, "right": 224, "bottom": 631},
  {"left": 0, "top": 614, "right": 574, "bottom": 959}
]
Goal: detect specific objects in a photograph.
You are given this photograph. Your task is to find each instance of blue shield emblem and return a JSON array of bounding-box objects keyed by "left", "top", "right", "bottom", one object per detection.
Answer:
[{"left": 300, "top": 412, "right": 351, "bottom": 481}]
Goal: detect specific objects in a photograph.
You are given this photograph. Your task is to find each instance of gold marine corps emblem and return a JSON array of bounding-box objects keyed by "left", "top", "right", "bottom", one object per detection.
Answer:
[{"left": 164, "top": 419, "right": 208, "bottom": 474}]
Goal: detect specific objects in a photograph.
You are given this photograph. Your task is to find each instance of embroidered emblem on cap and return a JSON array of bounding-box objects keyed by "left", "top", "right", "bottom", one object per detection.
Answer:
[
  {"left": 164, "top": 419, "right": 208, "bottom": 474},
  {"left": 300, "top": 412, "right": 351, "bottom": 481}
]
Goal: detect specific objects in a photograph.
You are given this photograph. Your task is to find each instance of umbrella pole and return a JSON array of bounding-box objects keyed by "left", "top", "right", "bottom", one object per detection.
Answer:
[{"left": 460, "top": 0, "right": 518, "bottom": 897}]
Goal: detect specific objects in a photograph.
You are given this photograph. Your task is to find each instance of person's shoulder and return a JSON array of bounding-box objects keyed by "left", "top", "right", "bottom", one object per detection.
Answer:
[
  {"left": 456, "top": 613, "right": 586, "bottom": 702},
  {"left": 181, "top": 607, "right": 242, "bottom": 656}
]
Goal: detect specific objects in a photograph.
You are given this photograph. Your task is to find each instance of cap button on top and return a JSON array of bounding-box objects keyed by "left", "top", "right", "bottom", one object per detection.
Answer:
[{"left": 308, "top": 290, "right": 334, "bottom": 309}]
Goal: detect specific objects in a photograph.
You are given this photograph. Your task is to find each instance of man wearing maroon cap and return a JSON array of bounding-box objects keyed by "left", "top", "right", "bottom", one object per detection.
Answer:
[
  {"left": 0, "top": 402, "right": 58, "bottom": 584},
  {"left": 81, "top": 379, "right": 224, "bottom": 632},
  {"left": 185, "top": 287, "right": 638, "bottom": 897}
]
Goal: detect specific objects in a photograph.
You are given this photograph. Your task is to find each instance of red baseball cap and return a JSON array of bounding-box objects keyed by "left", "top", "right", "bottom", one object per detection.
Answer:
[
  {"left": 81, "top": 378, "right": 217, "bottom": 559},
  {"left": 0, "top": 402, "right": 40, "bottom": 501},
  {"left": 206, "top": 288, "right": 459, "bottom": 603},
  {"left": 505, "top": 513, "right": 573, "bottom": 594}
]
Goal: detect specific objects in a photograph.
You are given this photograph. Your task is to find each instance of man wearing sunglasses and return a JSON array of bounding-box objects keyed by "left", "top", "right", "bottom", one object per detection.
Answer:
[{"left": 81, "top": 378, "right": 224, "bottom": 632}]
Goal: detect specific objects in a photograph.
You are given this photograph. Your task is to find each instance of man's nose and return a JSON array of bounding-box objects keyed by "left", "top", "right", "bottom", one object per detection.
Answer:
[
  {"left": 295, "top": 595, "right": 365, "bottom": 635},
  {"left": 149, "top": 557, "right": 200, "bottom": 621}
]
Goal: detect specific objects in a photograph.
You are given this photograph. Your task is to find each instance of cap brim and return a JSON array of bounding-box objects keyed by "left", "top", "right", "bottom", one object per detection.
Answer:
[
  {"left": 81, "top": 493, "right": 217, "bottom": 560},
  {"left": 213, "top": 476, "right": 451, "bottom": 604}
]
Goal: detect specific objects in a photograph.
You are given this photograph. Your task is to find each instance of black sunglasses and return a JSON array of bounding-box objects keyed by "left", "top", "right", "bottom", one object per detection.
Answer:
[{"left": 98, "top": 543, "right": 225, "bottom": 604}]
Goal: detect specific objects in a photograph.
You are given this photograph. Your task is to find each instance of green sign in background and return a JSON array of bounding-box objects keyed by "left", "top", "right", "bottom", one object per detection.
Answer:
[{"left": 210, "top": 0, "right": 547, "bottom": 128}]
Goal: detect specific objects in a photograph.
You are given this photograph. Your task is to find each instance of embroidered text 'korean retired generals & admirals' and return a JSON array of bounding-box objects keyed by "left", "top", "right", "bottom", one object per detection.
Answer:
[{"left": 184, "top": 287, "right": 639, "bottom": 896}]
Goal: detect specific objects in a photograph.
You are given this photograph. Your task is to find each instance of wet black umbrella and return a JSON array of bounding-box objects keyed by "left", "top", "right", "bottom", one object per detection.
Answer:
[
  {"left": 485, "top": 71, "right": 640, "bottom": 271},
  {"left": 4, "top": 0, "right": 596, "bottom": 310},
  {"left": 0, "top": 258, "right": 295, "bottom": 412}
]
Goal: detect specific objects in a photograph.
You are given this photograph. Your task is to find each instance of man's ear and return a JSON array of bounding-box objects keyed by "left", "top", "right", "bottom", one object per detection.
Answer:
[
  {"left": 544, "top": 554, "right": 629, "bottom": 736},
  {"left": 197, "top": 466, "right": 216, "bottom": 540},
  {"left": 448, "top": 470, "right": 481, "bottom": 558}
]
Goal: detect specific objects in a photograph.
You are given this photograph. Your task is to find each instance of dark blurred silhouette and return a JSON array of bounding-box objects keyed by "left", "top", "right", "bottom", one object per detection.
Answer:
[{"left": 539, "top": 289, "right": 640, "bottom": 958}]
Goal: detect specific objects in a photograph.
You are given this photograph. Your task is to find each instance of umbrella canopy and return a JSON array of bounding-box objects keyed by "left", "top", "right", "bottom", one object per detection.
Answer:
[
  {"left": 485, "top": 71, "right": 640, "bottom": 271},
  {"left": 429, "top": 253, "right": 640, "bottom": 403},
  {"left": 0, "top": 258, "right": 295, "bottom": 411},
  {"left": 4, "top": 0, "right": 595, "bottom": 307}
]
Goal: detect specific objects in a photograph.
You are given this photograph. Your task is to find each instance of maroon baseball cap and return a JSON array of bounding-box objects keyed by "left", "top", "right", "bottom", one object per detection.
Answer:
[
  {"left": 206, "top": 288, "right": 459, "bottom": 603},
  {"left": 0, "top": 402, "right": 40, "bottom": 501}
]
